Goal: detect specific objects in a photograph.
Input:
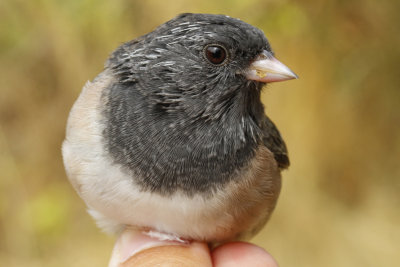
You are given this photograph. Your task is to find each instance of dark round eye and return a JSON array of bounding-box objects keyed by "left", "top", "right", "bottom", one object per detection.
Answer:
[{"left": 204, "top": 45, "right": 228, "bottom": 65}]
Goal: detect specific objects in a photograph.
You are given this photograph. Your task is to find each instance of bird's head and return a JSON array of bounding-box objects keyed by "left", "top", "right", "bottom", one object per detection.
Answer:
[{"left": 106, "top": 13, "right": 297, "bottom": 118}]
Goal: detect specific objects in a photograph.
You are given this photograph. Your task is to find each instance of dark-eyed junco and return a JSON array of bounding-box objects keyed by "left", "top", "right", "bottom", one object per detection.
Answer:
[{"left": 62, "top": 13, "right": 297, "bottom": 244}]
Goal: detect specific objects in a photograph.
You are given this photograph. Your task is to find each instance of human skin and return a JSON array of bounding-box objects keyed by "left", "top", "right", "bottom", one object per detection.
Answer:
[{"left": 109, "top": 230, "right": 279, "bottom": 267}]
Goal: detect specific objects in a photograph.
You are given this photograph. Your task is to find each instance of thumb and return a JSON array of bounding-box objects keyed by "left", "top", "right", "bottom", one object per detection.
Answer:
[{"left": 109, "top": 229, "right": 212, "bottom": 267}]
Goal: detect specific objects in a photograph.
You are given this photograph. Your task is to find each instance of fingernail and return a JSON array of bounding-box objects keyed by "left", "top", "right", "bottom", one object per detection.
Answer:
[{"left": 108, "top": 229, "right": 188, "bottom": 267}]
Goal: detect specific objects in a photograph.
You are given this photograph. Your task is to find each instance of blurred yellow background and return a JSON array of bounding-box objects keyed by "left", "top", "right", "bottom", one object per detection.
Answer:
[{"left": 1, "top": 0, "right": 399, "bottom": 266}]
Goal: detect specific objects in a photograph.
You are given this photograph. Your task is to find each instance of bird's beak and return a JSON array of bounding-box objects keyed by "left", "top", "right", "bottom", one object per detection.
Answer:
[{"left": 244, "top": 51, "right": 298, "bottom": 83}]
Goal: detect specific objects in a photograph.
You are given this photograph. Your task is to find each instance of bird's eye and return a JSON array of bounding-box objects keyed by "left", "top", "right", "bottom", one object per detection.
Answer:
[{"left": 204, "top": 45, "right": 228, "bottom": 65}]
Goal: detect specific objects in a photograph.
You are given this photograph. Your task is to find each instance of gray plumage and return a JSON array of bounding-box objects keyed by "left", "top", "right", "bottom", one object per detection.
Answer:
[
  {"left": 102, "top": 13, "right": 289, "bottom": 195},
  {"left": 62, "top": 13, "right": 296, "bottom": 243}
]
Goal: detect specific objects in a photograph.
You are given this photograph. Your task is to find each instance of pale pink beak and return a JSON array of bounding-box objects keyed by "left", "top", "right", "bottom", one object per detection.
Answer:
[{"left": 244, "top": 51, "right": 298, "bottom": 83}]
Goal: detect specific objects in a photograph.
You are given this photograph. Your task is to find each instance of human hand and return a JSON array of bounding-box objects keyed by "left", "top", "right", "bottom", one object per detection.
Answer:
[{"left": 109, "top": 229, "right": 278, "bottom": 267}]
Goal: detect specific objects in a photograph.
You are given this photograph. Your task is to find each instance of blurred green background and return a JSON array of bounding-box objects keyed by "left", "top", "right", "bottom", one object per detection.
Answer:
[{"left": 1, "top": 0, "right": 399, "bottom": 266}]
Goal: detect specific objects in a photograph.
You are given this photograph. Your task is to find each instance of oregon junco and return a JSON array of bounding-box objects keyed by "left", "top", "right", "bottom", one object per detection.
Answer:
[{"left": 62, "top": 13, "right": 297, "bottom": 244}]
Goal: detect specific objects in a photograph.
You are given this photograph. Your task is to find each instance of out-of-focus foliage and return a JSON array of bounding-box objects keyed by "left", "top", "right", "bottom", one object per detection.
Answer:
[{"left": 1, "top": 0, "right": 399, "bottom": 266}]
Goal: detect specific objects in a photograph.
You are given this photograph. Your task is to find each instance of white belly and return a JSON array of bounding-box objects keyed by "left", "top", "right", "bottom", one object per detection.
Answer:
[{"left": 62, "top": 70, "right": 281, "bottom": 242}]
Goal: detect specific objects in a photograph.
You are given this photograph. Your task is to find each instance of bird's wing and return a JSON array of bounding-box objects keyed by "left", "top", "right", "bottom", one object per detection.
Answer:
[{"left": 262, "top": 116, "right": 290, "bottom": 169}]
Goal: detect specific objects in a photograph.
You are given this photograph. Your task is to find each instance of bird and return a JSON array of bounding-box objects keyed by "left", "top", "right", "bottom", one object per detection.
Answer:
[{"left": 62, "top": 13, "right": 297, "bottom": 244}]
